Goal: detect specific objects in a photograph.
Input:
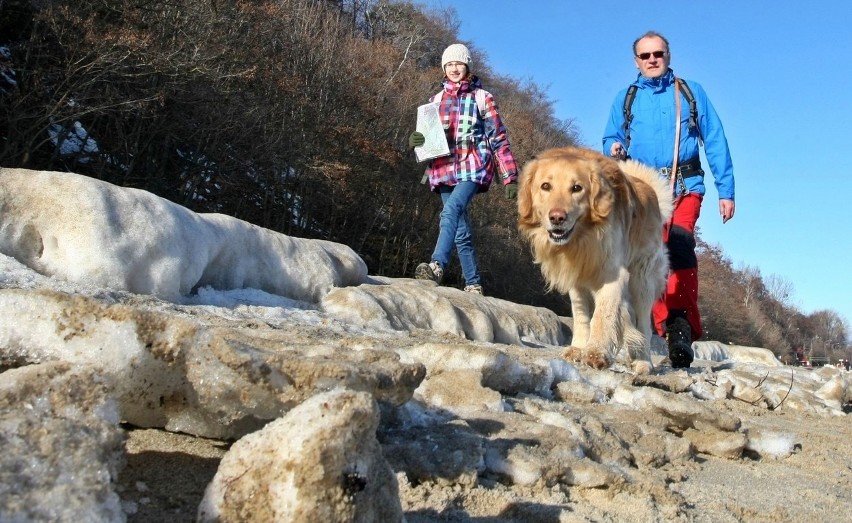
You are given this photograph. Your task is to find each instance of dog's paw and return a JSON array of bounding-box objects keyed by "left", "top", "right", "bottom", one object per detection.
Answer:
[
  {"left": 561, "top": 346, "right": 583, "bottom": 363},
  {"left": 583, "top": 349, "right": 611, "bottom": 370},
  {"left": 630, "top": 360, "right": 653, "bottom": 375},
  {"left": 562, "top": 346, "right": 611, "bottom": 370}
]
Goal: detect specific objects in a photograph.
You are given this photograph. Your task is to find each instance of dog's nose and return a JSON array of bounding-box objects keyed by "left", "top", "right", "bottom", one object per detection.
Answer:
[{"left": 549, "top": 209, "right": 566, "bottom": 225}]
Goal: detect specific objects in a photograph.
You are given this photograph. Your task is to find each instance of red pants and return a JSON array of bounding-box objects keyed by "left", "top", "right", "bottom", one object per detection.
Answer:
[{"left": 652, "top": 193, "right": 704, "bottom": 340}]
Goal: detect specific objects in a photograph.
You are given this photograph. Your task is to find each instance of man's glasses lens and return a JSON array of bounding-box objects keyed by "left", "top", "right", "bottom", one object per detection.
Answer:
[{"left": 637, "top": 51, "right": 666, "bottom": 60}]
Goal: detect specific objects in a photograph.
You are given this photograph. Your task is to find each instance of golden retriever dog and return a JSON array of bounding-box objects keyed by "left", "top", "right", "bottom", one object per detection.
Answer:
[{"left": 518, "top": 147, "right": 673, "bottom": 374}]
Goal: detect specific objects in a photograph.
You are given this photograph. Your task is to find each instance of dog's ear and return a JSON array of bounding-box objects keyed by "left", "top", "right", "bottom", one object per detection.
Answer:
[
  {"left": 517, "top": 159, "right": 538, "bottom": 229},
  {"left": 588, "top": 162, "right": 615, "bottom": 223}
]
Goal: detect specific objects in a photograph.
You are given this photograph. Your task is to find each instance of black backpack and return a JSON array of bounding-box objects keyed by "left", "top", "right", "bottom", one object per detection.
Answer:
[{"left": 622, "top": 77, "right": 701, "bottom": 150}]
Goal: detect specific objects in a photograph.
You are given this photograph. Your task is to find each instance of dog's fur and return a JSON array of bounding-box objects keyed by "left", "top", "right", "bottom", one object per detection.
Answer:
[{"left": 518, "top": 147, "right": 673, "bottom": 374}]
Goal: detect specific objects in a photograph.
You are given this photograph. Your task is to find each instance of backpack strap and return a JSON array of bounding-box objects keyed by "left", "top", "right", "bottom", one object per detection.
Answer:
[
  {"left": 474, "top": 88, "right": 487, "bottom": 117},
  {"left": 622, "top": 85, "right": 638, "bottom": 149},
  {"left": 675, "top": 78, "right": 702, "bottom": 143}
]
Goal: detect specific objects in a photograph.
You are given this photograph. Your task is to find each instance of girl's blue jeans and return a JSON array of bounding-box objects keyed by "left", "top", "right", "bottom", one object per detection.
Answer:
[{"left": 432, "top": 181, "right": 481, "bottom": 286}]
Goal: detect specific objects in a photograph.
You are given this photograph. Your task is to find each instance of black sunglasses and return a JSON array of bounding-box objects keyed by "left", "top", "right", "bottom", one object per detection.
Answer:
[{"left": 636, "top": 51, "right": 667, "bottom": 60}]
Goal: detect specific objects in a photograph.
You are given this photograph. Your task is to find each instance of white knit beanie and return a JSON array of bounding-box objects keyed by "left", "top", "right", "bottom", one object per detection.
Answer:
[{"left": 441, "top": 43, "right": 472, "bottom": 69}]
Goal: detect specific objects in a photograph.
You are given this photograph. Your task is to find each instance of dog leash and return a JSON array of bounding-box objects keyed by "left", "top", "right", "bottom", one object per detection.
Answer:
[
  {"left": 670, "top": 78, "right": 682, "bottom": 198},
  {"left": 664, "top": 78, "right": 684, "bottom": 242}
]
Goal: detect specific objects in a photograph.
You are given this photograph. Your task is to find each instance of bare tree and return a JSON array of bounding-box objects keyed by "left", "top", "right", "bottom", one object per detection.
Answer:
[{"left": 16, "top": 0, "right": 829, "bottom": 330}]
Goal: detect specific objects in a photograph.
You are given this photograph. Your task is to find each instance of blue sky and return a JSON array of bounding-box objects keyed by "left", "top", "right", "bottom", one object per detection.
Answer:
[{"left": 422, "top": 0, "right": 852, "bottom": 328}]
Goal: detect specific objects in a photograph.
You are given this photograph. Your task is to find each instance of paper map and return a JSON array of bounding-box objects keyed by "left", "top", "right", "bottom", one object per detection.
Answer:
[{"left": 414, "top": 101, "right": 450, "bottom": 162}]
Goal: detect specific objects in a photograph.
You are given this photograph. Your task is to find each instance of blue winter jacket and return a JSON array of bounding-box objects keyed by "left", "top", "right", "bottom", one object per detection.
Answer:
[{"left": 602, "top": 70, "right": 735, "bottom": 200}]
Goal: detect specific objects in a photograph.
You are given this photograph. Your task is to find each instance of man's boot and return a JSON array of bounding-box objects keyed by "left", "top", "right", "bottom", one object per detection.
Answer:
[{"left": 666, "top": 310, "right": 694, "bottom": 369}]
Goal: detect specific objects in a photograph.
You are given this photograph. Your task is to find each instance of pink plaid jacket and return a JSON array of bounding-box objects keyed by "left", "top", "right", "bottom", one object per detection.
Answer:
[{"left": 424, "top": 77, "right": 518, "bottom": 192}]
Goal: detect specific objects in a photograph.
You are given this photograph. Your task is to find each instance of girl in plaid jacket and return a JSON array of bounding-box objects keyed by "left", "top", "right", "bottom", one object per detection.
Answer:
[{"left": 408, "top": 44, "right": 518, "bottom": 295}]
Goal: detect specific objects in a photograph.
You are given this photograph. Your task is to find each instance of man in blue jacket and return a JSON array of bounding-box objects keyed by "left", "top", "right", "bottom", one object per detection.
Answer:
[{"left": 602, "top": 31, "right": 736, "bottom": 368}]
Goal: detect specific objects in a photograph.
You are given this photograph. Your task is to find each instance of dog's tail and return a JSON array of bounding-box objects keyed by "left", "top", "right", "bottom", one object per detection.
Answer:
[{"left": 619, "top": 159, "right": 674, "bottom": 221}]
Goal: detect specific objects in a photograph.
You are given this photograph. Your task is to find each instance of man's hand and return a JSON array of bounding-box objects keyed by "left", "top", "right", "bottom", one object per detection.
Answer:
[
  {"left": 610, "top": 142, "right": 626, "bottom": 160},
  {"left": 505, "top": 181, "right": 518, "bottom": 200},
  {"left": 408, "top": 132, "right": 425, "bottom": 148},
  {"left": 720, "top": 199, "right": 735, "bottom": 223}
]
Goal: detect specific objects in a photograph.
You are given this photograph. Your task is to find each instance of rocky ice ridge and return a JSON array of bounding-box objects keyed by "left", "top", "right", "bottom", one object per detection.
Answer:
[{"left": 1, "top": 168, "right": 849, "bottom": 521}]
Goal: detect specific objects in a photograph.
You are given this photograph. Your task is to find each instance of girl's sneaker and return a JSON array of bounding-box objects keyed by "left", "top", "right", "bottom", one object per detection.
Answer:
[
  {"left": 415, "top": 261, "right": 443, "bottom": 284},
  {"left": 463, "top": 284, "right": 483, "bottom": 295}
]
